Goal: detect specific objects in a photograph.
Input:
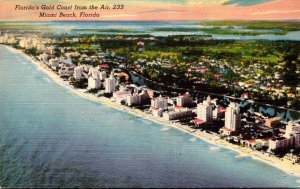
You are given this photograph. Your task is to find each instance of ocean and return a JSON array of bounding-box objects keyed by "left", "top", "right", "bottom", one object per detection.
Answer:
[{"left": 0, "top": 45, "right": 299, "bottom": 187}]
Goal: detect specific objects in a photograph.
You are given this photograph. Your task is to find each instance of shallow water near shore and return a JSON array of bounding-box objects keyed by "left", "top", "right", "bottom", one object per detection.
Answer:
[{"left": 0, "top": 45, "right": 299, "bottom": 187}]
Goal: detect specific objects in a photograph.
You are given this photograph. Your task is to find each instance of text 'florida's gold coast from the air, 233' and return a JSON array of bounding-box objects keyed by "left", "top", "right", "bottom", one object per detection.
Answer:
[{"left": 15, "top": 4, "right": 124, "bottom": 11}]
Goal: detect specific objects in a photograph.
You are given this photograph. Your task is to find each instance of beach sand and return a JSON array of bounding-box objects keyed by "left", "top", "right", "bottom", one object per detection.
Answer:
[{"left": 6, "top": 45, "right": 300, "bottom": 179}]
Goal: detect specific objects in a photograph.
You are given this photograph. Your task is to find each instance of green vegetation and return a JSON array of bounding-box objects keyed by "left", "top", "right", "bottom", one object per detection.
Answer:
[
  {"left": 151, "top": 28, "right": 202, "bottom": 32},
  {"left": 199, "top": 27, "right": 286, "bottom": 36},
  {"left": 197, "top": 20, "right": 300, "bottom": 31},
  {"left": 69, "top": 43, "right": 99, "bottom": 50},
  {"left": 0, "top": 23, "right": 53, "bottom": 31},
  {"left": 151, "top": 27, "right": 287, "bottom": 35}
]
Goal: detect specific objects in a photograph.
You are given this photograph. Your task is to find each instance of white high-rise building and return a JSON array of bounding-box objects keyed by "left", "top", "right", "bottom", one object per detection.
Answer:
[
  {"left": 88, "top": 68, "right": 99, "bottom": 79},
  {"left": 197, "top": 96, "right": 213, "bottom": 123},
  {"left": 163, "top": 107, "right": 193, "bottom": 121},
  {"left": 88, "top": 68, "right": 106, "bottom": 80},
  {"left": 99, "top": 71, "right": 107, "bottom": 80},
  {"left": 285, "top": 121, "right": 300, "bottom": 138},
  {"left": 127, "top": 89, "right": 150, "bottom": 106},
  {"left": 224, "top": 102, "right": 241, "bottom": 132},
  {"left": 176, "top": 92, "right": 193, "bottom": 107},
  {"left": 105, "top": 73, "right": 116, "bottom": 93},
  {"left": 151, "top": 95, "right": 168, "bottom": 109},
  {"left": 88, "top": 77, "right": 101, "bottom": 89},
  {"left": 74, "top": 66, "right": 84, "bottom": 79}
]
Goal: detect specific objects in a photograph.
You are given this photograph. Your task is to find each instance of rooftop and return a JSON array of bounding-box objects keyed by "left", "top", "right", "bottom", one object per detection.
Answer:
[
  {"left": 214, "top": 74, "right": 222, "bottom": 78},
  {"left": 191, "top": 118, "right": 205, "bottom": 124}
]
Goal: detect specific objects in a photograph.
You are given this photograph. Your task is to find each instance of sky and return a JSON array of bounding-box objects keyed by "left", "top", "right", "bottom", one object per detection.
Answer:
[{"left": 0, "top": 0, "right": 299, "bottom": 21}]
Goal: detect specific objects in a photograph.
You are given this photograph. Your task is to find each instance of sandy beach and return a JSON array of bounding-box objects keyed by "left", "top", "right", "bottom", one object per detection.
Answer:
[{"left": 6, "top": 45, "right": 300, "bottom": 179}]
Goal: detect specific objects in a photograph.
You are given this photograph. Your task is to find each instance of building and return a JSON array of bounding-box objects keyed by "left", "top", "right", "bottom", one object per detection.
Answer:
[
  {"left": 89, "top": 68, "right": 100, "bottom": 79},
  {"left": 19, "top": 38, "right": 34, "bottom": 49},
  {"left": 88, "top": 77, "right": 101, "bottom": 89},
  {"left": 74, "top": 66, "right": 84, "bottom": 80},
  {"left": 105, "top": 73, "right": 116, "bottom": 93},
  {"left": 163, "top": 107, "right": 193, "bottom": 121},
  {"left": 197, "top": 96, "right": 213, "bottom": 123},
  {"left": 39, "top": 53, "right": 49, "bottom": 63},
  {"left": 176, "top": 92, "right": 193, "bottom": 107},
  {"left": 213, "top": 107, "right": 226, "bottom": 120},
  {"left": 268, "top": 137, "right": 291, "bottom": 151},
  {"left": 113, "top": 90, "right": 131, "bottom": 104},
  {"left": 221, "top": 102, "right": 241, "bottom": 135},
  {"left": 58, "top": 63, "right": 75, "bottom": 77},
  {"left": 127, "top": 89, "right": 150, "bottom": 106},
  {"left": 152, "top": 108, "right": 164, "bottom": 117},
  {"left": 285, "top": 120, "right": 300, "bottom": 149},
  {"left": 151, "top": 96, "right": 168, "bottom": 110},
  {"left": 99, "top": 71, "right": 107, "bottom": 80},
  {"left": 268, "top": 120, "right": 300, "bottom": 151},
  {"left": 293, "top": 133, "right": 300, "bottom": 148},
  {"left": 48, "top": 58, "right": 59, "bottom": 67},
  {"left": 265, "top": 117, "right": 281, "bottom": 127},
  {"left": 285, "top": 121, "right": 300, "bottom": 138}
]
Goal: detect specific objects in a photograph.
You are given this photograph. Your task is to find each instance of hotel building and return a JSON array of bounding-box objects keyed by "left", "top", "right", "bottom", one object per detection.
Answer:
[
  {"left": 151, "top": 96, "right": 168, "bottom": 110},
  {"left": 74, "top": 66, "right": 84, "bottom": 80},
  {"left": 197, "top": 96, "right": 213, "bottom": 123},
  {"left": 221, "top": 102, "right": 241, "bottom": 135},
  {"left": 176, "top": 92, "right": 193, "bottom": 107},
  {"left": 88, "top": 77, "right": 101, "bottom": 89},
  {"left": 105, "top": 73, "right": 116, "bottom": 93}
]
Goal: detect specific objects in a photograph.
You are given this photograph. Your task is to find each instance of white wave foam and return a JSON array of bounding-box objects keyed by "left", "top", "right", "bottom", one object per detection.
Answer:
[
  {"left": 161, "top": 127, "right": 170, "bottom": 131},
  {"left": 43, "top": 77, "right": 52, "bottom": 83},
  {"left": 235, "top": 154, "right": 249, "bottom": 158},
  {"left": 209, "top": 146, "right": 220, "bottom": 151},
  {"left": 189, "top": 137, "right": 197, "bottom": 142}
]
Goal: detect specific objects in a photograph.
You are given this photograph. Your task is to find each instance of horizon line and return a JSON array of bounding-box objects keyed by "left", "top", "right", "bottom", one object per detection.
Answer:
[{"left": 1, "top": 18, "right": 300, "bottom": 22}]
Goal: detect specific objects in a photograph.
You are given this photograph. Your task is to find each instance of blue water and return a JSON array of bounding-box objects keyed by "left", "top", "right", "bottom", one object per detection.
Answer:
[
  {"left": 1, "top": 20, "right": 300, "bottom": 41},
  {"left": 0, "top": 45, "right": 299, "bottom": 187}
]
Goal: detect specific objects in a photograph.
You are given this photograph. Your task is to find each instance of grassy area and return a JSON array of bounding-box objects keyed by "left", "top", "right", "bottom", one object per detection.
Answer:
[
  {"left": 129, "top": 50, "right": 180, "bottom": 60},
  {"left": 196, "top": 20, "right": 300, "bottom": 31},
  {"left": 69, "top": 43, "right": 99, "bottom": 50},
  {"left": 103, "top": 37, "right": 296, "bottom": 69}
]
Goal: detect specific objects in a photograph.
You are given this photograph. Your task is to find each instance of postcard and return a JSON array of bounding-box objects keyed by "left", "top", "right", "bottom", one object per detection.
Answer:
[{"left": 0, "top": 0, "right": 299, "bottom": 188}]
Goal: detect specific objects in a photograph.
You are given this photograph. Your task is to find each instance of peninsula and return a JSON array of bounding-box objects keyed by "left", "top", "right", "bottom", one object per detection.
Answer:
[{"left": 1, "top": 22, "right": 300, "bottom": 178}]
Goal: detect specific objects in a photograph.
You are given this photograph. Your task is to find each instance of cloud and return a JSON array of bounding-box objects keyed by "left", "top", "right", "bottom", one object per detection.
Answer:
[
  {"left": 138, "top": 9, "right": 188, "bottom": 14},
  {"left": 223, "top": 0, "right": 274, "bottom": 6},
  {"left": 252, "top": 9, "right": 300, "bottom": 15}
]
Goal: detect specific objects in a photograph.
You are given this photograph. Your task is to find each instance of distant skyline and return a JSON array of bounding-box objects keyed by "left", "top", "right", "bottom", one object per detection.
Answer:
[{"left": 0, "top": 0, "right": 299, "bottom": 21}]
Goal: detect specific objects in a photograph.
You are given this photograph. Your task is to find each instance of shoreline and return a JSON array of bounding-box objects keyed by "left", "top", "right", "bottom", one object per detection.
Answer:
[{"left": 5, "top": 45, "right": 300, "bottom": 180}]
